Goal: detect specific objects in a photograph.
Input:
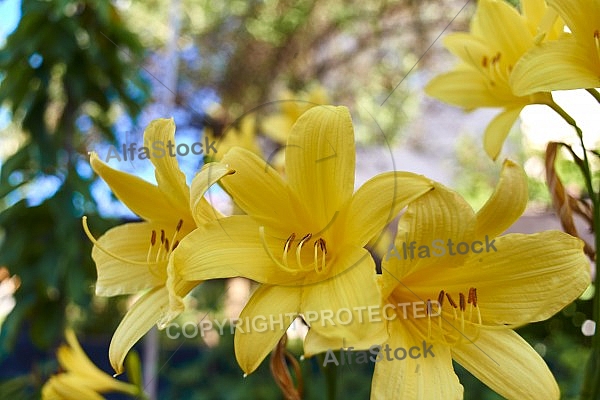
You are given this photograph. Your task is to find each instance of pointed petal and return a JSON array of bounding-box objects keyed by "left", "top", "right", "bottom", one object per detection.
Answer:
[
  {"left": 220, "top": 147, "right": 305, "bottom": 233},
  {"left": 341, "top": 171, "right": 434, "bottom": 248},
  {"left": 90, "top": 152, "right": 173, "bottom": 223},
  {"left": 409, "top": 231, "right": 589, "bottom": 326},
  {"left": 453, "top": 328, "right": 559, "bottom": 400},
  {"left": 548, "top": 0, "right": 600, "bottom": 38},
  {"left": 511, "top": 39, "right": 599, "bottom": 95},
  {"left": 443, "top": 33, "right": 491, "bottom": 66},
  {"left": 371, "top": 319, "right": 463, "bottom": 400},
  {"left": 142, "top": 118, "right": 192, "bottom": 219},
  {"left": 189, "top": 162, "right": 234, "bottom": 226},
  {"left": 43, "top": 376, "right": 105, "bottom": 400},
  {"left": 483, "top": 107, "right": 522, "bottom": 160},
  {"left": 109, "top": 282, "right": 196, "bottom": 374},
  {"left": 92, "top": 222, "right": 167, "bottom": 296},
  {"left": 475, "top": 159, "right": 528, "bottom": 238},
  {"left": 285, "top": 106, "right": 355, "bottom": 228},
  {"left": 301, "top": 247, "right": 387, "bottom": 350},
  {"left": 425, "top": 68, "right": 507, "bottom": 109},
  {"left": 473, "top": 0, "right": 533, "bottom": 63},
  {"left": 381, "top": 181, "right": 476, "bottom": 288},
  {"left": 174, "top": 216, "right": 301, "bottom": 285},
  {"left": 234, "top": 284, "right": 301, "bottom": 374}
]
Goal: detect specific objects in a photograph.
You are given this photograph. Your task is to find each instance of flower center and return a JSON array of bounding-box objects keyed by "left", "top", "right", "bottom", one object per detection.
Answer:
[
  {"left": 259, "top": 226, "right": 328, "bottom": 275},
  {"left": 82, "top": 216, "right": 184, "bottom": 279},
  {"left": 391, "top": 287, "right": 482, "bottom": 347},
  {"left": 424, "top": 288, "right": 482, "bottom": 346}
]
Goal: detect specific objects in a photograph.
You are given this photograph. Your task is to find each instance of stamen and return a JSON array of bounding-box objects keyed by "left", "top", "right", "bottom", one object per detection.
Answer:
[
  {"left": 165, "top": 239, "right": 170, "bottom": 252},
  {"left": 259, "top": 226, "right": 297, "bottom": 274},
  {"left": 459, "top": 293, "right": 466, "bottom": 312},
  {"left": 172, "top": 240, "right": 180, "bottom": 251},
  {"left": 481, "top": 56, "right": 488, "bottom": 68},
  {"left": 169, "top": 220, "right": 183, "bottom": 252},
  {"left": 146, "top": 230, "right": 156, "bottom": 262},
  {"left": 313, "top": 238, "right": 327, "bottom": 273},
  {"left": 81, "top": 216, "right": 159, "bottom": 266},
  {"left": 437, "top": 290, "right": 445, "bottom": 307},
  {"left": 446, "top": 292, "right": 458, "bottom": 320},
  {"left": 296, "top": 234, "right": 312, "bottom": 271},
  {"left": 283, "top": 233, "right": 296, "bottom": 268},
  {"left": 471, "top": 288, "right": 478, "bottom": 308}
]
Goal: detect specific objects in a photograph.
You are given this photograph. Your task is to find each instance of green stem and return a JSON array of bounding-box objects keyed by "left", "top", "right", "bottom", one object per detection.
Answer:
[
  {"left": 545, "top": 100, "right": 596, "bottom": 204},
  {"left": 317, "top": 353, "right": 337, "bottom": 400},
  {"left": 545, "top": 99, "right": 600, "bottom": 400},
  {"left": 586, "top": 88, "right": 600, "bottom": 104}
]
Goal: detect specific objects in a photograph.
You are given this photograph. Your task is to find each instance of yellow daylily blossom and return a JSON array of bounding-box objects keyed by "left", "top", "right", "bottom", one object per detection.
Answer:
[
  {"left": 171, "top": 105, "right": 435, "bottom": 375},
  {"left": 205, "top": 114, "right": 262, "bottom": 161},
  {"left": 512, "top": 0, "right": 600, "bottom": 94},
  {"left": 42, "top": 330, "right": 140, "bottom": 400},
  {"left": 84, "top": 118, "right": 233, "bottom": 374},
  {"left": 261, "top": 85, "right": 329, "bottom": 144},
  {"left": 372, "top": 160, "right": 590, "bottom": 400},
  {"left": 425, "top": 0, "right": 563, "bottom": 160}
]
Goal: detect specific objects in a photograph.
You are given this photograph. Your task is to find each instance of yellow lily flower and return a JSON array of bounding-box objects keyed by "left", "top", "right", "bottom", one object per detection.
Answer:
[
  {"left": 171, "top": 105, "right": 435, "bottom": 375},
  {"left": 372, "top": 160, "right": 590, "bottom": 399},
  {"left": 83, "top": 118, "right": 233, "bottom": 374},
  {"left": 425, "top": 0, "right": 562, "bottom": 160},
  {"left": 511, "top": 0, "right": 600, "bottom": 94},
  {"left": 42, "top": 329, "right": 140, "bottom": 400},
  {"left": 261, "top": 85, "right": 329, "bottom": 144}
]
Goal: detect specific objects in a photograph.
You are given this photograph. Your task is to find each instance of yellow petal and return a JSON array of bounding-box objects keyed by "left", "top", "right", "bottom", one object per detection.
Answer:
[
  {"left": 522, "top": 0, "right": 547, "bottom": 34},
  {"left": 475, "top": 159, "right": 528, "bottom": 238},
  {"left": 90, "top": 152, "right": 173, "bottom": 223},
  {"left": 142, "top": 118, "right": 192, "bottom": 220},
  {"left": 443, "top": 33, "right": 490, "bottom": 66},
  {"left": 234, "top": 284, "right": 301, "bottom": 374},
  {"left": 483, "top": 107, "right": 522, "bottom": 160},
  {"left": 473, "top": 0, "right": 533, "bottom": 63},
  {"left": 548, "top": 0, "right": 600, "bottom": 38},
  {"left": 511, "top": 38, "right": 600, "bottom": 95},
  {"left": 92, "top": 222, "right": 176, "bottom": 296},
  {"left": 425, "top": 68, "right": 506, "bottom": 109},
  {"left": 190, "top": 162, "right": 234, "bottom": 226},
  {"left": 285, "top": 106, "right": 355, "bottom": 228},
  {"left": 341, "top": 171, "right": 434, "bottom": 248},
  {"left": 408, "top": 231, "right": 589, "bottom": 326},
  {"left": 109, "top": 281, "right": 196, "bottom": 374},
  {"left": 382, "top": 181, "right": 476, "bottom": 284},
  {"left": 174, "top": 216, "right": 300, "bottom": 285},
  {"left": 221, "top": 147, "right": 306, "bottom": 233},
  {"left": 301, "top": 246, "right": 387, "bottom": 349},
  {"left": 370, "top": 319, "right": 463, "bottom": 400},
  {"left": 42, "top": 376, "right": 105, "bottom": 400},
  {"left": 452, "top": 329, "right": 559, "bottom": 399}
]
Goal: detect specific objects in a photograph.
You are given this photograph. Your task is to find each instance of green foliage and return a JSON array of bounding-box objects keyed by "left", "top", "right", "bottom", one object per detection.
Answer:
[{"left": 0, "top": 0, "right": 150, "bottom": 357}]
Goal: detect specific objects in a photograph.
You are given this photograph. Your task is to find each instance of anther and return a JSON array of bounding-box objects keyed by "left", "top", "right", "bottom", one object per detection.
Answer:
[
  {"left": 446, "top": 293, "right": 457, "bottom": 308},
  {"left": 437, "top": 290, "right": 445, "bottom": 307},
  {"left": 176, "top": 219, "right": 183, "bottom": 232},
  {"left": 151, "top": 230, "right": 156, "bottom": 246},
  {"left": 164, "top": 239, "right": 170, "bottom": 252},
  {"left": 470, "top": 287, "right": 478, "bottom": 307},
  {"left": 160, "top": 230, "right": 165, "bottom": 244},
  {"left": 172, "top": 240, "right": 180, "bottom": 251},
  {"left": 482, "top": 56, "right": 488, "bottom": 68},
  {"left": 459, "top": 293, "right": 466, "bottom": 312}
]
